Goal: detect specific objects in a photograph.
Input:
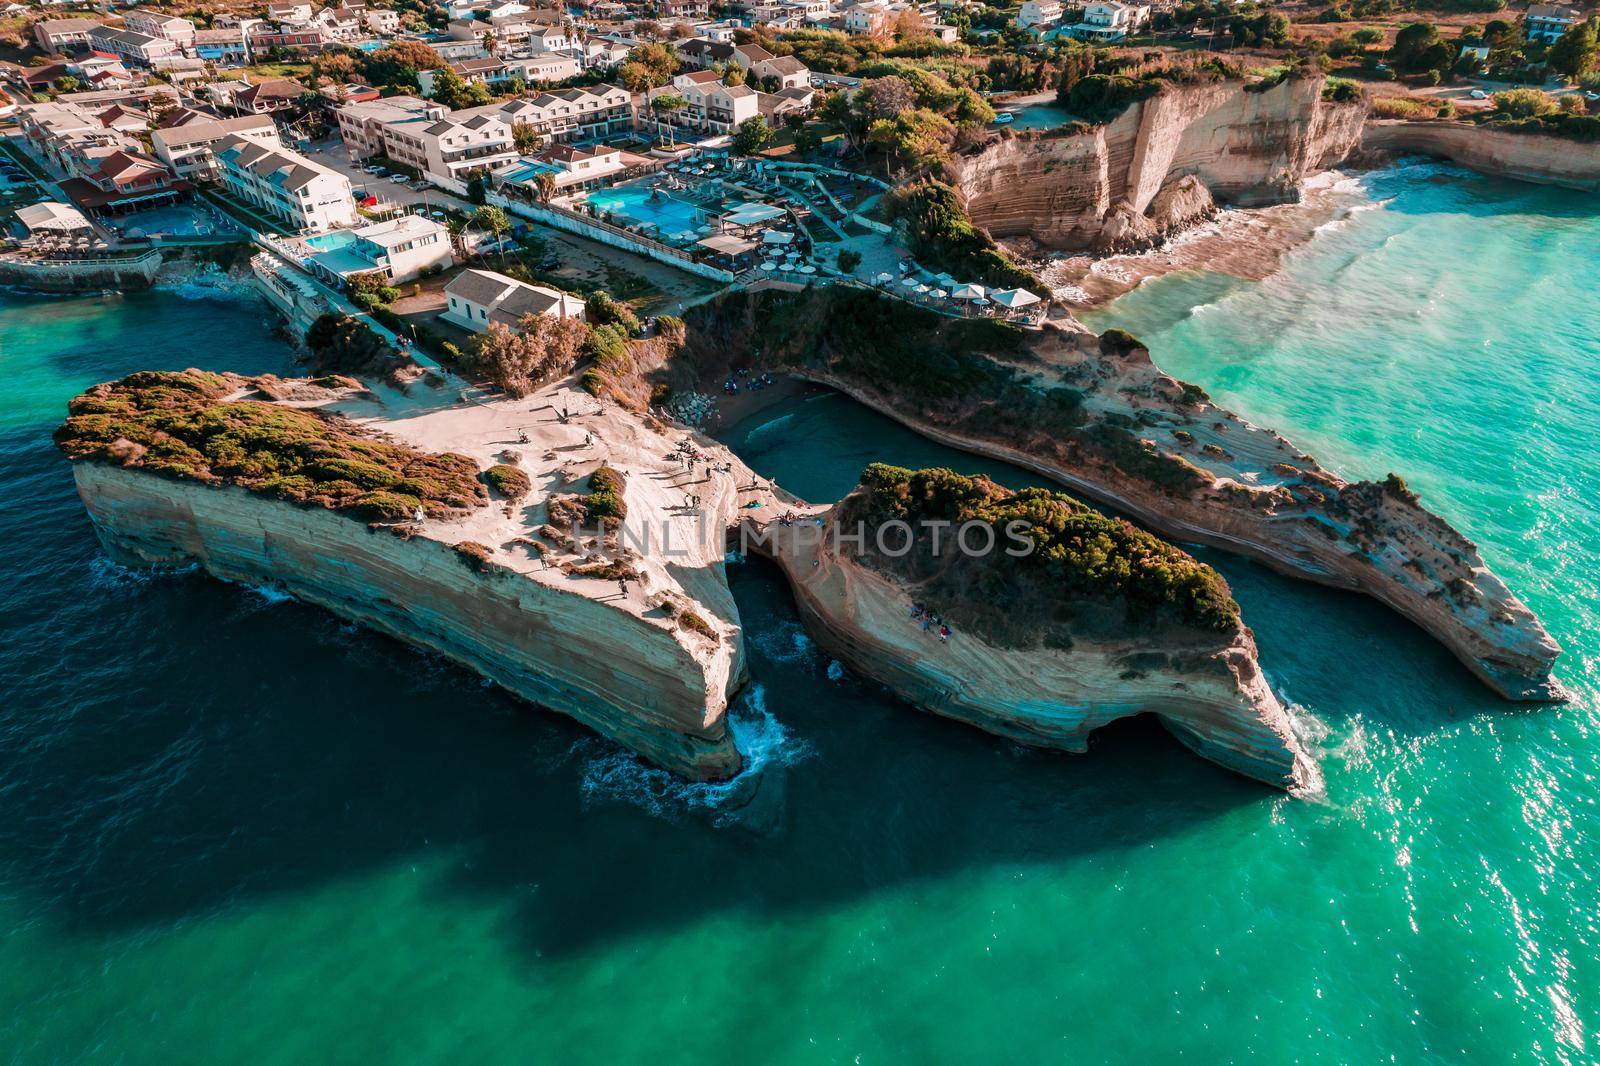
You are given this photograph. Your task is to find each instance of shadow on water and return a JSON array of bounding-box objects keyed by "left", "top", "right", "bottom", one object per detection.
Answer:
[{"left": 0, "top": 421, "right": 1263, "bottom": 961}]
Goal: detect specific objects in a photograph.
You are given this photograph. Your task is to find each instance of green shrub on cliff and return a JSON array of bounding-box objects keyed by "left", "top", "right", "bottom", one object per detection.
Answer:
[
  {"left": 847, "top": 464, "right": 1241, "bottom": 643},
  {"left": 884, "top": 179, "right": 1040, "bottom": 291},
  {"left": 583, "top": 466, "right": 627, "bottom": 526},
  {"left": 54, "top": 370, "right": 487, "bottom": 521},
  {"left": 483, "top": 463, "right": 532, "bottom": 500}
]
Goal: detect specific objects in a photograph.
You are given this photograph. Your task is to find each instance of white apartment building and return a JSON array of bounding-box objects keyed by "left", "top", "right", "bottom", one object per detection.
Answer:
[
  {"left": 1016, "top": 0, "right": 1062, "bottom": 29},
  {"left": 1058, "top": 1, "right": 1150, "bottom": 41},
  {"left": 363, "top": 7, "right": 400, "bottom": 33},
  {"left": 214, "top": 136, "right": 357, "bottom": 232},
  {"left": 152, "top": 114, "right": 280, "bottom": 180},
  {"left": 335, "top": 95, "right": 442, "bottom": 158},
  {"left": 33, "top": 17, "right": 101, "bottom": 53},
  {"left": 306, "top": 214, "right": 454, "bottom": 282},
  {"left": 86, "top": 26, "right": 179, "bottom": 68},
  {"left": 379, "top": 110, "right": 518, "bottom": 188},
  {"left": 650, "top": 70, "right": 759, "bottom": 135},
  {"left": 443, "top": 268, "right": 585, "bottom": 332},
  {"left": 121, "top": 11, "right": 197, "bottom": 47},
  {"left": 1524, "top": 4, "right": 1581, "bottom": 42}
]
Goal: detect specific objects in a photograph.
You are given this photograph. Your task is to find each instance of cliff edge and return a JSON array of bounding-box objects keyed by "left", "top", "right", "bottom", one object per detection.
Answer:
[
  {"left": 748, "top": 466, "right": 1317, "bottom": 791},
  {"left": 56, "top": 370, "right": 749, "bottom": 780},
  {"left": 946, "top": 75, "right": 1365, "bottom": 252},
  {"left": 682, "top": 288, "right": 1562, "bottom": 701},
  {"left": 1361, "top": 119, "right": 1600, "bottom": 192}
]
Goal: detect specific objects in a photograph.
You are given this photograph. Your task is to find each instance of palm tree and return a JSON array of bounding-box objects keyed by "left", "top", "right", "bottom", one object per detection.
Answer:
[
  {"left": 650, "top": 93, "right": 687, "bottom": 147},
  {"left": 534, "top": 171, "right": 558, "bottom": 205},
  {"left": 471, "top": 204, "right": 510, "bottom": 267}
]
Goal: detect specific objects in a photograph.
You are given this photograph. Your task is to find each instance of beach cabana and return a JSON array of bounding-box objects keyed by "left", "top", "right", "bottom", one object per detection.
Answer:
[
  {"left": 991, "top": 288, "right": 1042, "bottom": 310},
  {"left": 950, "top": 284, "right": 986, "bottom": 301},
  {"left": 762, "top": 230, "right": 795, "bottom": 246}
]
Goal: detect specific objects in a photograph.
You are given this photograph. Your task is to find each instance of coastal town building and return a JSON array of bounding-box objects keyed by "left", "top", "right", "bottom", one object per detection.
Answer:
[
  {"left": 334, "top": 95, "right": 442, "bottom": 158},
  {"left": 214, "top": 136, "right": 358, "bottom": 232},
  {"left": 442, "top": 268, "right": 585, "bottom": 332},
  {"left": 59, "top": 148, "right": 190, "bottom": 215},
  {"left": 304, "top": 214, "right": 454, "bottom": 282},
  {"left": 121, "top": 11, "right": 197, "bottom": 48},
  {"left": 1056, "top": 0, "right": 1150, "bottom": 41},
  {"left": 1524, "top": 4, "right": 1581, "bottom": 42},
  {"left": 152, "top": 115, "right": 282, "bottom": 181},
  {"left": 375, "top": 109, "right": 518, "bottom": 189},
  {"left": 648, "top": 71, "right": 758, "bottom": 135},
  {"left": 86, "top": 26, "right": 180, "bottom": 68},
  {"left": 462, "top": 85, "right": 634, "bottom": 143},
  {"left": 33, "top": 17, "right": 101, "bottom": 54},
  {"left": 15, "top": 201, "right": 94, "bottom": 237},
  {"left": 494, "top": 142, "right": 634, "bottom": 194},
  {"left": 1016, "top": 0, "right": 1063, "bottom": 30}
]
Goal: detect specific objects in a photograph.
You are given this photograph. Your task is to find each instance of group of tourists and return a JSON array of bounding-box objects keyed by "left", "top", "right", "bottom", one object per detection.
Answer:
[
  {"left": 910, "top": 603, "right": 952, "bottom": 644},
  {"left": 723, "top": 368, "right": 777, "bottom": 395}
]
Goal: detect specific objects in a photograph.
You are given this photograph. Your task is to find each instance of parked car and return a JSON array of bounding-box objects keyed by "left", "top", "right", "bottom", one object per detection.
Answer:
[
  {"left": 390, "top": 174, "right": 411, "bottom": 185},
  {"left": 413, "top": 180, "right": 433, "bottom": 191},
  {"left": 1469, "top": 89, "right": 1489, "bottom": 100}
]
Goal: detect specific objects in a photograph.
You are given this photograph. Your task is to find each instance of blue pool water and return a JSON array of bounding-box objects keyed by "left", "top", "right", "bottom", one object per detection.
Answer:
[
  {"left": 112, "top": 204, "right": 239, "bottom": 238},
  {"left": 997, "top": 103, "right": 1077, "bottom": 131},
  {"left": 303, "top": 229, "right": 360, "bottom": 251},
  {"left": 585, "top": 183, "right": 707, "bottom": 235}
]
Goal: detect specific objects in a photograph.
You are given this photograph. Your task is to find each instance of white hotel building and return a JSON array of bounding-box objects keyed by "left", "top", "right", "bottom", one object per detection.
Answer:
[{"left": 214, "top": 135, "right": 358, "bottom": 233}]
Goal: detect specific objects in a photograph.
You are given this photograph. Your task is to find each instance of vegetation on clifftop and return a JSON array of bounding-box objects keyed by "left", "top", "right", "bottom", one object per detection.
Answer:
[
  {"left": 885, "top": 179, "right": 1039, "bottom": 291},
  {"left": 681, "top": 289, "right": 1209, "bottom": 496},
  {"left": 844, "top": 464, "right": 1240, "bottom": 645},
  {"left": 54, "top": 371, "right": 486, "bottom": 522}
]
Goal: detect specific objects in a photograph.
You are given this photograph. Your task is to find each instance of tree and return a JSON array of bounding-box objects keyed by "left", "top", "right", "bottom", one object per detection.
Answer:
[
  {"left": 1490, "top": 87, "right": 1557, "bottom": 118},
  {"left": 466, "top": 314, "right": 590, "bottom": 397},
  {"left": 859, "top": 74, "right": 918, "bottom": 120},
  {"left": 53, "top": 75, "right": 80, "bottom": 94},
  {"left": 792, "top": 121, "right": 824, "bottom": 156},
  {"left": 724, "top": 62, "right": 747, "bottom": 86},
  {"left": 731, "top": 115, "right": 773, "bottom": 155},
  {"left": 618, "top": 42, "right": 678, "bottom": 91},
  {"left": 512, "top": 124, "right": 541, "bottom": 154},
  {"left": 1547, "top": 19, "right": 1599, "bottom": 81},
  {"left": 363, "top": 40, "right": 444, "bottom": 89},
  {"left": 649, "top": 92, "right": 687, "bottom": 145},
  {"left": 867, "top": 108, "right": 954, "bottom": 175},
  {"left": 427, "top": 65, "right": 472, "bottom": 109},
  {"left": 305, "top": 313, "right": 396, "bottom": 374},
  {"left": 1352, "top": 26, "right": 1384, "bottom": 45},
  {"left": 533, "top": 171, "right": 558, "bottom": 204},
  {"left": 1388, "top": 22, "right": 1452, "bottom": 76},
  {"left": 471, "top": 205, "right": 510, "bottom": 265},
  {"left": 837, "top": 248, "right": 862, "bottom": 273}
]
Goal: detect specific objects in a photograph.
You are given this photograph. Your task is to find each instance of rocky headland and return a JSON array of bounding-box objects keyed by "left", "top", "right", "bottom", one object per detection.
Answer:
[
  {"left": 946, "top": 73, "right": 1366, "bottom": 254},
  {"left": 57, "top": 355, "right": 1334, "bottom": 790},
  {"left": 55, "top": 368, "right": 752, "bottom": 780},
  {"left": 680, "top": 287, "right": 1562, "bottom": 701},
  {"left": 749, "top": 465, "right": 1317, "bottom": 791}
]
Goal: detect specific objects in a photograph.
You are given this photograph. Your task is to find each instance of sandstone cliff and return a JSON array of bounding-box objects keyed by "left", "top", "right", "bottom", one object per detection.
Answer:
[
  {"left": 682, "top": 289, "right": 1563, "bottom": 702},
  {"left": 946, "top": 76, "right": 1365, "bottom": 252},
  {"left": 748, "top": 495, "right": 1317, "bottom": 792},
  {"left": 1361, "top": 120, "right": 1600, "bottom": 192}
]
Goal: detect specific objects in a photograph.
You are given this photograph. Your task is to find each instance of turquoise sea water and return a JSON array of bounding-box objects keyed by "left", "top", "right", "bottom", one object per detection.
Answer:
[{"left": 2, "top": 162, "right": 1598, "bottom": 1062}]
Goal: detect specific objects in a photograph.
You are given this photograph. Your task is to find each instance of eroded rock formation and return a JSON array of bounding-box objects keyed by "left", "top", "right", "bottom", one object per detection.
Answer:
[
  {"left": 1361, "top": 119, "right": 1600, "bottom": 192},
  {"left": 682, "top": 288, "right": 1563, "bottom": 701},
  {"left": 946, "top": 75, "right": 1366, "bottom": 252},
  {"left": 748, "top": 470, "right": 1318, "bottom": 791}
]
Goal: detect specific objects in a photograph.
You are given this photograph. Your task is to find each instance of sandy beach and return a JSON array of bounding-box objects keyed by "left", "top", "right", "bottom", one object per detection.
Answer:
[{"left": 1017, "top": 170, "right": 1373, "bottom": 310}]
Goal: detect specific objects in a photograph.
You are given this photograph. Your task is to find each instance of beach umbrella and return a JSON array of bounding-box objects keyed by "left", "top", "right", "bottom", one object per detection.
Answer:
[
  {"left": 901, "top": 277, "right": 920, "bottom": 288},
  {"left": 991, "top": 288, "right": 1042, "bottom": 308},
  {"left": 934, "top": 272, "right": 959, "bottom": 290},
  {"left": 950, "top": 284, "right": 985, "bottom": 301},
  {"left": 874, "top": 272, "right": 893, "bottom": 284},
  {"left": 761, "top": 261, "right": 776, "bottom": 271},
  {"left": 974, "top": 297, "right": 992, "bottom": 306},
  {"left": 800, "top": 264, "right": 816, "bottom": 274},
  {"left": 915, "top": 284, "right": 930, "bottom": 294},
  {"left": 932, "top": 289, "right": 948, "bottom": 299}
]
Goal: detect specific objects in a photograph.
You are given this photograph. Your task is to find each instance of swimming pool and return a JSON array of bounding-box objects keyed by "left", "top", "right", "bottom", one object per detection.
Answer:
[
  {"left": 304, "top": 229, "right": 360, "bottom": 251},
  {"left": 584, "top": 184, "right": 709, "bottom": 237},
  {"left": 112, "top": 205, "right": 240, "bottom": 238},
  {"left": 997, "top": 104, "right": 1077, "bottom": 131}
]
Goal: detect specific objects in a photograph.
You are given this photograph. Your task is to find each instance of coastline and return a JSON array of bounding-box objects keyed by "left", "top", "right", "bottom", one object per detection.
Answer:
[{"left": 1018, "top": 169, "right": 1374, "bottom": 311}]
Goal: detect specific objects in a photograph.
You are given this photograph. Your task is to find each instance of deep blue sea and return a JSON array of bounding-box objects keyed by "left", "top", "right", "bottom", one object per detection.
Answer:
[{"left": 2, "top": 162, "right": 1598, "bottom": 1062}]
